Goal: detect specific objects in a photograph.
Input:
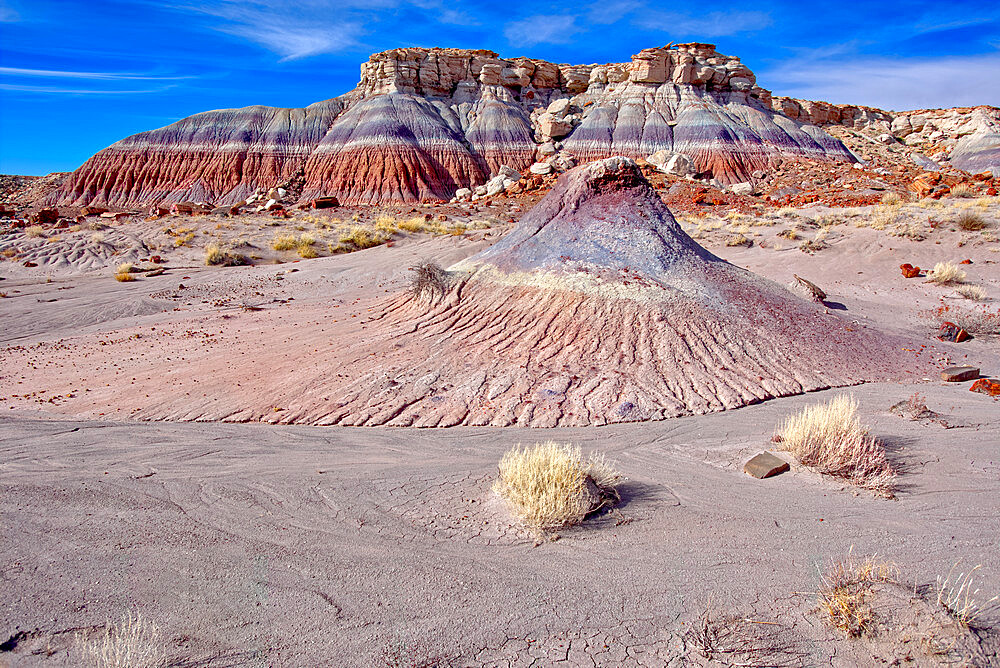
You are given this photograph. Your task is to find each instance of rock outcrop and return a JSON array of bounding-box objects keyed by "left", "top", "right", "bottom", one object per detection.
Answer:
[
  {"left": 303, "top": 157, "right": 929, "bottom": 427},
  {"left": 50, "top": 44, "right": 863, "bottom": 208}
]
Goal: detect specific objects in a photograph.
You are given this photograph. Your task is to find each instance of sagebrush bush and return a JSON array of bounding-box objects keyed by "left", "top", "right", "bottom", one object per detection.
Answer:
[
  {"left": 204, "top": 243, "right": 224, "bottom": 265},
  {"left": 956, "top": 284, "right": 987, "bottom": 301},
  {"left": 950, "top": 183, "right": 975, "bottom": 198},
  {"left": 776, "top": 395, "right": 895, "bottom": 496},
  {"left": 408, "top": 261, "right": 450, "bottom": 299},
  {"left": 494, "top": 441, "right": 622, "bottom": 532},
  {"left": 114, "top": 263, "right": 135, "bottom": 282},
  {"left": 956, "top": 211, "right": 988, "bottom": 231},
  {"left": 272, "top": 234, "right": 297, "bottom": 251},
  {"left": 339, "top": 225, "right": 385, "bottom": 249}
]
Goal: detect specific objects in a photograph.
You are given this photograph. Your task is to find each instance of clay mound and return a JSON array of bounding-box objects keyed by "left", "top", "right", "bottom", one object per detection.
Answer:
[{"left": 310, "top": 157, "right": 926, "bottom": 427}]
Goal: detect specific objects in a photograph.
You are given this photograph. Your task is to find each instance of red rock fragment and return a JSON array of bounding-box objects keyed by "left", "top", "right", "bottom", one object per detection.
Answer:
[
  {"left": 937, "top": 322, "right": 970, "bottom": 342},
  {"left": 900, "top": 263, "right": 921, "bottom": 278},
  {"left": 970, "top": 379, "right": 1000, "bottom": 397},
  {"left": 959, "top": 259, "right": 972, "bottom": 265}
]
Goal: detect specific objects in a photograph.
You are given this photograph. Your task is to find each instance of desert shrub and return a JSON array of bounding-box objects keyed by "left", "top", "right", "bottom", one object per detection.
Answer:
[
  {"left": 374, "top": 214, "right": 398, "bottom": 233},
  {"left": 493, "top": 441, "right": 623, "bottom": 532},
  {"left": 91, "top": 232, "right": 105, "bottom": 244},
  {"left": 339, "top": 225, "right": 385, "bottom": 249},
  {"left": 298, "top": 232, "right": 317, "bottom": 247},
  {"left": 114, "top": 263, "right": 135, "bottom": 282},
  {"left": 272, "top": 233, "right": 297, "bottom": 251},
  {"left": 725, "top": 233, "right": 751, "bottom": 247},
  {"left": 937, "top": 562, "right": 999, "bottom": 627},
  {"left": 956, "top": 211, "right": 988, "bottom": 231},
  {"left": 775, "top": 394, "right": 895, "bottom": 496},
  {"left": 950, "top": 183, "right": 975, "bottom": 198},
  {"left": 956, "top": 285, "right": 987, "bottom": 301},
  {"left": 929, "top": 261, "right": 966, "bottom": 285},
  {"left": 871, "top": 204, "right": 900, "bottom": 230},
  {"left": 408, "top": 261, "right": 450, "bottom": 299},
  {"left": 881, "top": 191, "right": 903, "bottom": 206},
  {"left": 818, "top": 554, "right": 897, "bottom": 637},
  {"left": 76, "top": 612, "right": 165, "bottom": 668},
  {"left": 778, "top": 229, "right": 800, "bottom": 240},
  {"left": 397, "top": 217, "right": 430, "bottom": 233},
  {"left": 297, "top": 245, "right": 318, "bottom": 259},
  {"left": 24, "top": 225, "right": 44, "bottom": 238},
  {"left": 204, "top": 243, "right": 224, "bottom": 265}
]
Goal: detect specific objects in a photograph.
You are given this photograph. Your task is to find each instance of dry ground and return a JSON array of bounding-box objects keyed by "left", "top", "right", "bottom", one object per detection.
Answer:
[{"left": 1, "top": 198, "right": 999, "bottom": 666}]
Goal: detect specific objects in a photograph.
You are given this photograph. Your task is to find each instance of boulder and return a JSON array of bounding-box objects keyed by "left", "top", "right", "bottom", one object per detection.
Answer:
[
  {"left": 529, "top": 162, "right": 553, "bottom": 175},
  {"left": 546, "top": 98, "right": 572, "bottom": 117},
  {"left": 937, "top": 322, "right": 970, "bottom": 343},
  {"left": 453, "top": 188, "right": 472, "bottom": 201},
  {"left": 81, "top": 206, "right": 108, "bottom": 217},
  {"left": 538, "top": 113, "right": 573, "bottom": 139},
  {"left": 744, "top": 452, "right": 790, "bottom": 479},
  {"left": 647, "top": 151, "right": 695, "bottom": 177},
  {"left": 311, "top": 196, "right": 339, "bottom": 209},
  {"left": 731, "top": 182, "right": 754, "bottom": 195},
  {"left": 30, "top": 208, "right": 58, "bottom": 226},
  {"left": 940, "top": 366, "right": 979, "bottom": 382}
]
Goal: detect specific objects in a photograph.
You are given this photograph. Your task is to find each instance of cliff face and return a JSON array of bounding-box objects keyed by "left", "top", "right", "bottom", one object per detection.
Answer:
[{"left": 52, "top": 44, "right": 869, "bottom": 208}]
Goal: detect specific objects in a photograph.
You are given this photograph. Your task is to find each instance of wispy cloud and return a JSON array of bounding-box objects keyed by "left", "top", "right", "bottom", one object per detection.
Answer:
[
  {"left": 636, "top": 10, "right": 772, "bottom": 37},
  {"left": 587, "top": 0, "right": 643, "bottom": 26},
  {"left": 220, "top": 23, "right": 364, "bottom": 60},
  {"left": 0, "top": 67, "right": 191, "bottom": 80},
  {"left": 0, "top": 0, "right": 18, "bottom": 22},
  {"left": 0, "top": 83, "right": 176, "bottom": 95},
  {"left": 504, "top": 14, "right": 580, "bottom": 47},
  {"left": 764, "top": 53, "right": 1000, "bottom": 110}
]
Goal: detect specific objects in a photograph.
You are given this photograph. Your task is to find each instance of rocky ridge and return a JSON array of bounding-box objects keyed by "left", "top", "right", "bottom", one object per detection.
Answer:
[{"left": 49, "top": 44, "right": 859, "bottom": 209}]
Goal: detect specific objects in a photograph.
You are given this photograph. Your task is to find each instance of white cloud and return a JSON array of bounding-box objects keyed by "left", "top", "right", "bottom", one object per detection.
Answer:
[
  {"left": 637, "top": 10, "right": 771, "bottom": 37},
  {"left": 0, "top": 83, "right": 175, "bottom": 94},
  {"left": 504, "top": 14, "right": 580, "bottom": 47},
  {"left": 221, "top": 23, "right": 363, "bottom": 61},
  {"left": 763, "top": 54, "right": 1000, "bottom": 111},
  {"left": 0, "top": 67, "right": 189, "bottom": 80},
  {"left": 588, "top": 0, "right": 643, "bottom": 26}
]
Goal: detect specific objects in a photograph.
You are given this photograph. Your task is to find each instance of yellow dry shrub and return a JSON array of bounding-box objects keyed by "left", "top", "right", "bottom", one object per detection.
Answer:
[
  {"left": 114, "top": 263, "right": 135, "bottom": 282},
  {"left": 374, "top": 214, "right": 398, "bottom": 233},
  {"left": 493, "top": 441, "right": 622, "bottom": 532},
  {"left": 24, "top": 225, "right": 44, "bottom": 238},
  {"left": 776, "top": 395, "right": 895, "bottom": 496},
  {"left": 339, "top": 226, "right": 385, "bottom": 249},
  {"left": 929, "top": 261, "right": 966, "bottom": 285},
  {"left": 272, "top": 234, "right": 297, "bottom": 251},
  {"left": 397, "top": 217, "right": 430, "bottom": 233},
  {"left": 204, "top": 243, "right": 224, "bottom": 266},
  {"left": 871, "top": 204, "right": 900, "bottom": 230},
  {"left": 819, "top": 554, "right": 897, "bottom": 637},
  {"left": 956, "top": 284, "right": 987, "bottom": 301}
]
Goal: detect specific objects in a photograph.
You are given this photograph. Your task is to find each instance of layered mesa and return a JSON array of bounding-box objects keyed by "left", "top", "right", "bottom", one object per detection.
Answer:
[{"left": 50, "top": 44, "right": 863, "bottom": 208}]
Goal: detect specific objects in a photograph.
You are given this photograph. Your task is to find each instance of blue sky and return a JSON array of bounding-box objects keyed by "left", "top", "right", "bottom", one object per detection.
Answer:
[{"left": 1, "top": 0, "right": 999, "bottom": 175}]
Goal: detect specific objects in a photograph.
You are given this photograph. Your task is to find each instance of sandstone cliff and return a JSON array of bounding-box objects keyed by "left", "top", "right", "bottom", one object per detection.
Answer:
[{"left": 49, "top": 44, "right": 989, "bottom": 209}]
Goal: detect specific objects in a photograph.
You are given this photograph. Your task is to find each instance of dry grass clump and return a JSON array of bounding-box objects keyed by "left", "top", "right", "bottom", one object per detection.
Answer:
[
  {"left": 818, "top": 554, "right": 898, "bottom": 637},
  {"left": 204, "top": 243, "right": 224, "bottom": 265},
  {"left": 24, "top": 225, "right": 45, "bottom": 238},
  {"left": 929, "top": 261, "right": 966, "bottom": 285},
  {"left": 397, "top": 216, "right": 431, "bottom": 233},
  {"left": 90, "top": 232, "right": 105, "bottom": 244},
  {"left": 775, "top": 395, "right": 895, "bottom": 496},
  {"left": 725, "top": 233, "right": 751, "bottom": 247},
  {"left": 339, "top": 225, "right": 386, "bottom": 249},
  {"left": 871, "top": 204, "right": 901, "bottom": 230},
  {"left": 76, "top": 612, "right": 165, "bottom": 668},
  {"left": 950, "top": 183, "right": 975, "bottom": 198},
  {"left": 956, "top": 210, "right": 988, "bottom": 231},
  {"left": 408, "top": 261, "right": 450, "bottom": 300},
  {"left": 374, "top": 214, "right": 399, "bottom": 233},
  {"left": 114, "top": 263, "right": 135, "bottom": 282},
  {"left": 936, "top": 562, "right": 999, "bottom": 627},
  {"left": 493, "top": 441, "right": 623, "bottom": 532},
  {"left": 272, "top": 233, "right": 297, "bottom": 251},
  {"left": 881, "top": 191, "right": 904, "bottom": 206},
  {"left": 956, "top": 284, "right": 987, "bottom": 301},
  {"left": 297, "top": 245, "right": 318, "bottom": 259}
]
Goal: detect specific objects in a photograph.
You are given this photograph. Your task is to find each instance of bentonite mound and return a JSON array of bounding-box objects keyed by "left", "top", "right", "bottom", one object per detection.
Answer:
[
  {"left": 49, "top": 44, "right": 861, "bottom": 209},
  {"left": 301, "top": 157, "right": 928, "bottom": 427}
]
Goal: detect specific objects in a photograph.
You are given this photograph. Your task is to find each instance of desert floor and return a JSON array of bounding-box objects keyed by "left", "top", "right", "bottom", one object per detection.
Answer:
[{"left": 1, "top": 201, "right": 999, "bottom": 666}]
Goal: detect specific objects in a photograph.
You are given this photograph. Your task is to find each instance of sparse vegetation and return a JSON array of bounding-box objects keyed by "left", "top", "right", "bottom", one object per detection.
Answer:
[
  {"left": 24, "top": 225, "right": 44, "bottom": 238},
  {"left": 339, "top": 225, "right": 386, "bottom": 249},
  {"left": 936, "top": 562, "right": 999, "bottom": 627},
  {"left": 950, "top": 183, "right": 975, "bottom": 198},
  {"left": 956, "top": 210, "right": 988, "bottom": 231},
  {"left": 408, "top": 261, "right": 450, "bottom": 300},
  {"left": 818, "top": 553, "right": 897, "bottom": 637},
  {"left": 494, "top": 441, "right": 623, "bottom": 532},
  {"left": 204, "top": 243, "right": 224, "bottom": 265},
  {"left": 956, "top": 284, "right": 987, "bottom": 301},
  {"left": 775, "top": 394, "right": 895, "bottom": 496},
  {"left": 272, "top": 233, "right": 297, "bottom": 251},
  {"left": 725, "top": 233, "right": 751, "bottom": 247},
  {"left": 91, "top": 232, "right": 105, "bottom": 244},
  {"left": 114, "top": 263, "right": 135, "bottom": 282},
  {"left": 76, "top": 612, "right": 165, "bottom": 668},
  {"left": 297, "top": 245, "right": 318, "bottom": 259},
  {"left": 929, "top": 261, "right": 967, "bottom": 285},
  {"left": 398, "top": 216, "right": 431, "bottom": 233},
  {"left": 871, "top": 204, "right": 901, "bottom": 230},
  {"left": 881, "top": 191, "right": 903, "bottom": 206}
]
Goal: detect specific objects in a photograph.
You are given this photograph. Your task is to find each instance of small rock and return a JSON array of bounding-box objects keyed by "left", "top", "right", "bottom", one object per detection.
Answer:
[
  {"left": 900, "top": 263, "right": 921, "bottom": 278},
  {"left": 941, "top": 366, "right": 980, "bottom": 382},
  {"left": 744, "top": 452, "right": 790, "bottom": 479},
  {"left": 938, "top": 322, "right": 970, "bottom": 343},
  {"left": 970, "top": 379, "right": 1000, "bottom": 397}
]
